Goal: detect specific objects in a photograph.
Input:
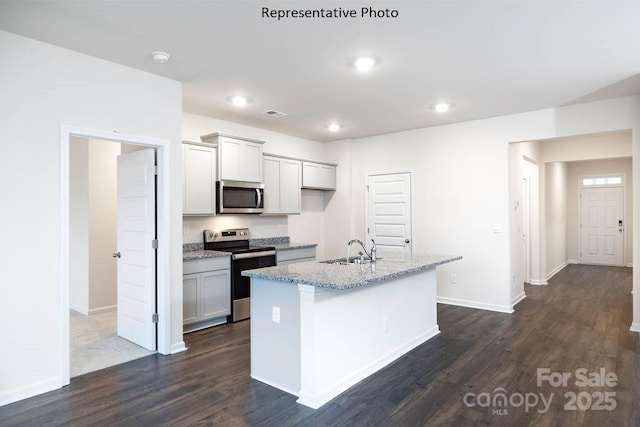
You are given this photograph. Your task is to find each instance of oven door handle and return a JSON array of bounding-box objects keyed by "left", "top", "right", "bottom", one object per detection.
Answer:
[{"left": 232, "top": 250, "right": 276, "bottom": 260}]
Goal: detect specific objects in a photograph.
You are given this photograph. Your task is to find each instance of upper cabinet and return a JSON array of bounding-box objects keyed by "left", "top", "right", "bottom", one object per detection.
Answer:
[
  {"left": 183, "top": 142, "right": 217, "bottom": 215},
  {"left": 263, "top": 155, "right": 302, "bottom": 215},
  {"left": 302, "top": 161, "right": 337, "bottom": 190},
  {"left": 201, "top": 133, "right": 264, "bottom": 183}
]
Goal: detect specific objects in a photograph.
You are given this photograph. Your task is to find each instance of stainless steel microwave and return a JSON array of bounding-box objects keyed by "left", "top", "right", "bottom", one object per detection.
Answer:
[{"left": 217, "top": 180, "right": 264, "bottom": 214}]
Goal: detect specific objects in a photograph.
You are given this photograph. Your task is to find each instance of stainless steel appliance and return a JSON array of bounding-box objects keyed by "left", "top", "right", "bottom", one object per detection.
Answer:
[
  {"left": 216, "top": 180, "right": 265, "bottom": 214},
  {"left": 204, "top": 228, "right": 276, "bottom": 322}
]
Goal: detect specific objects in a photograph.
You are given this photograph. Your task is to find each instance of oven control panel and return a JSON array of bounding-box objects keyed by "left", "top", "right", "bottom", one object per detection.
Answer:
[{"left": 204, "top": 228, "right": 250, "bottom": 243}]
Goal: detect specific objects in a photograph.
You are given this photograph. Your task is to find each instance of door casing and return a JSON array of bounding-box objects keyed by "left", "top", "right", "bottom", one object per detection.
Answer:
[{"left": 60, "top": 125, "right": 171, "bottom": 387}]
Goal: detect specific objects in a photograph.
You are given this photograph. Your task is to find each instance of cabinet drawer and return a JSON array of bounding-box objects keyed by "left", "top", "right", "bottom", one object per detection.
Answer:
[{"left": 183, "top": 256, "right": 230, "bottom": 275}]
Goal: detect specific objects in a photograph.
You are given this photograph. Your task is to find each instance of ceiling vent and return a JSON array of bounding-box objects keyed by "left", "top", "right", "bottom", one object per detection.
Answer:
[{"left": 263, "top": 110, "right": 288, "bottom": 118}]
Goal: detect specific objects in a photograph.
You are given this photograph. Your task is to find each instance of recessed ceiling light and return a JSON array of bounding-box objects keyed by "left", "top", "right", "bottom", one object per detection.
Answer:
[
  {"left": 353, "top": 56, "right": 376, "bottom": 72},
  {"left": 152, "top": 51, "right": 170, "bottom": 64},
  {"left": 231, "top": 96, "right": 248, "bottom": 107},
  {"left": 434, "top": 103, "right": 451, "bottom": 113},
  {"left": 327, "top": 123, "right": 341, "bottom": 132}
]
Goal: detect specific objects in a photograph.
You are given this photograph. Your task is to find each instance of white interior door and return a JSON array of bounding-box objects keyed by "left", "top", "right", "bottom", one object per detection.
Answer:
[
  {"left": 366, "top": 172, "right": 412, "bottom": 254},
  {"left": 580, "top": 186, "right": 624, "bottom": 266},
  {"left": 116, "top": 148, "right": 157, "bottom": 350}
]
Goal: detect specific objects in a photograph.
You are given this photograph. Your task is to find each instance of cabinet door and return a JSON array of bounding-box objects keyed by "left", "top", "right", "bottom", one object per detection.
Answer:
[
  {"left": 183, "top": 274, "right": 199, "bottom": 324},
  {"left": 183, "top": 144, "right": 217, "bottom": 215},
  {"left": 219, "top": 137, "right": 244, "bottom": 181},
  {"left": 263, "top": 156, "right": 281, "bottom": 213},
  {"left": 302, "top": 162, "right": 336, "bottom": 190},
  {"left": 200, "top": 269, "right": 231, "bottom": 320},
  {"left": 219, "top": 137, "right": 263, "bottom": 182},
  {"left": 280, "top": 159, "right": 301, "bottom": 213},
  {"left": 243, "top": 142, "right": 263, "bottom": 183},
  {"left": 318, "top": 165, "right": 336, "bottom": 190}
]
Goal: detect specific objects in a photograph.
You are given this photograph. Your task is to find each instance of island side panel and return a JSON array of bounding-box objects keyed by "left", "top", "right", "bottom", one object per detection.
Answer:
[
  {"left": 297, "top": 268, "right": 439, "bottom": 409},
  {"left": 250, "top": 277, "right": 301, "bottom": 396}
]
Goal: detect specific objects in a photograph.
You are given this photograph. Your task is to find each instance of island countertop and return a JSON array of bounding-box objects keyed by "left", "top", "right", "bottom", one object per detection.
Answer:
[{"left": 241, "top": 253, "right": 461, "bottom": 290}]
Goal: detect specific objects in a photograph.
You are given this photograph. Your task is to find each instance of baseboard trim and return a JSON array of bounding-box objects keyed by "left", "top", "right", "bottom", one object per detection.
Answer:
[
  {"left": 296, "top": 326, "right": 441, "bottom": 409},
  {"left": 252, "top": 375, "right": 299, "bottom": 398},
  {"left": 546, "top": 261, "right": 568, "bottom": 281},
  {"left": 511, "top": 292, "right": 526, "bottom": 308},
  {"left": 70, "top": 305, "right": 88, "bottom": 316},
  {"left": 626, "top": 263, "right": 633, "bottom": 268},
  {"left": 88, "top": 305, "right": 116, "bottom": 315},
  {"left": 437, "top": 296, "right": 513, "bottom": 314},
  {"left": 0, "top": 376, "right": 61, "bottom": 407},
  {"left": 529, "top": 279, "right": 548, "bottom": 286},
  {"left": 630, "top": 323, "right": 640, "bottom": 333},
  {"left": 170, "top": 341, "right": 187, "bottom": 354},
  {"left": 567, "top": 259, "right": 579, "bottom": 264}
]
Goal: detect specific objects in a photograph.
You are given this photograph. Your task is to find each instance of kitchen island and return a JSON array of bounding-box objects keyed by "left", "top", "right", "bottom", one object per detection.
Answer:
[{"left": 242, "top": 253, "right": 461, "bottom": 409}]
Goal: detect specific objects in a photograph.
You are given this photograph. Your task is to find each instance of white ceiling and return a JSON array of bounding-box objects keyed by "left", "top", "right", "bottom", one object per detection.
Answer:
[{"left": 1, "top": 1, "right": 640, "bottom": 142}]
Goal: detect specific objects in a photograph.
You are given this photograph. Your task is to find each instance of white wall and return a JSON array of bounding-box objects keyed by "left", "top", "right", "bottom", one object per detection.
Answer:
[
  {"left": 88, "top": 139, "right": 120, "bottom": 312},
  {"left": 545, "top": 162, "right": 568, "bottom": 277},
  {"left": 344, "top": 110, "right": 558, "bottom": 313},
  {"left": 566, "top": 157, "right": 633, "bottom": 266},
  {"left": 327, "top": 96, "right": 640, "bottom": 316},
  {"left": 0, "top": 31, "right": 182, "bottom": 406},
  {"left": 181, "top": 112, "right": 330, "bottom": 257},
  {"left": 69, "top": 138, "right": 120, "bottom": 314},
  {"left": 323, "top": 139, "right": 353, "bottom": 259},
  {"left": 69, "top": 137, "right": 89, "bottom": 314}
]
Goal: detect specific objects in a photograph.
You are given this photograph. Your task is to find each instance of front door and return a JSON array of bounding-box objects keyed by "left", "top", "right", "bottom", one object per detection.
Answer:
[
  {"left": 366, "top": 172, "right": 412, "bottom": 254},
  {"left": 116, "top": 148, "right": 157, "bottom": 350},
  {"left": 580, "top": 186, "right": 624, "bottom": 266}
]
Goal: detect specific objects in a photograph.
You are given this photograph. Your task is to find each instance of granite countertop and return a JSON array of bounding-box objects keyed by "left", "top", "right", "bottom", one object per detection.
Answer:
[
  {"left": 242, "top": 253, "right": 462, "bottom": 290},
  {"left": 270, "top": 242, "right": 317, "bottom": 251},
  {"left": 183, "top": 249, "right": 231, "bottom": 261},
  {"left": 182, "top": 237, "right": 317, "bottom": 261}
]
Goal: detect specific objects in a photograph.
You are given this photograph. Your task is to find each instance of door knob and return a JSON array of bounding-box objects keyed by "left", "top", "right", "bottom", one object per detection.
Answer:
[
  {"left": 112, "top": 252, "right": 121, "bottom": 258},
  {"left": 405, "top": 239, "right": 410, "bottom": 244}
]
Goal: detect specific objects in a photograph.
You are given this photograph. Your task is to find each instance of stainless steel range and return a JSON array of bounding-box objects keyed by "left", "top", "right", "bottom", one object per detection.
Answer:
[{"left": 204, "top": 228, "right": 276, "bottom": 322}]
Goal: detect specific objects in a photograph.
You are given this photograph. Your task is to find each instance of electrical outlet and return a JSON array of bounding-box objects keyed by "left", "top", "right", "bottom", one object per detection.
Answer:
[
  {"left": 183, "top": 225, "right": 190, "bottom": 236},
  {"left": 451, "top": 273, "right": 457, "bottom": 284},
  {"left": 272, "top": 306, "right": 280, "bottom": 323}
]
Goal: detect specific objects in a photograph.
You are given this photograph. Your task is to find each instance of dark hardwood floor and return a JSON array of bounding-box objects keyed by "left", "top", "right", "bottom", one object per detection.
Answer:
[{"left": 1, "top": 264, "right": 637, "bottom": 426}]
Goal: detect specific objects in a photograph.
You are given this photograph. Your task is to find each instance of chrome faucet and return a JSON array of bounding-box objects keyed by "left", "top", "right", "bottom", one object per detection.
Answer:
[{"left": 348, "top": 239, "right": 377, "bottom": 262}]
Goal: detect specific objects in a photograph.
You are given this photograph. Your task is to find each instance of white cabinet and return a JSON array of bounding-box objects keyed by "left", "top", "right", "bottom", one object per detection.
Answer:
[
  {"left": 201, "top": 133, "right": 264, "bottom": 183},
  {"left": 183, "top": 142, "right": 217, "bottom": 215},
  {"left": 276, "top": 246, "right": 317, "bottom": 265},
  {"left": 302, "top": 161, "right": 337, "bottom": 190},
  {"left": 183, "top": 256, "right": 231, "bottom": 333},
  {"left": 263, "top": 155, "right": 302, "bottom": 215}
]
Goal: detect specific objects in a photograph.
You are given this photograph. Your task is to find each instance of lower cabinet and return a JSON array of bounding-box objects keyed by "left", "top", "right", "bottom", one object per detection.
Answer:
[
  {"left": 276, "top": 246, "right": 317, "bottom": 265},
  {"left": 183, "top": 256, "right": 231, "bottom": 333}
]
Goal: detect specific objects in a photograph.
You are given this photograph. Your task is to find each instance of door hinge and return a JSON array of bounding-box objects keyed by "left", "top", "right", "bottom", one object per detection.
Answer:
[
  {"left": 152, "top": 239, "right": 159, "bottom": 249},
  {"left": 152, "top": 313, "right": 159, "bottom": 323},
  {"left": 367, "top": 227, "right": 370, "bottom": 234},
  {"left": 152, "top": 165, "right": 159, "bottom": 176}
]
